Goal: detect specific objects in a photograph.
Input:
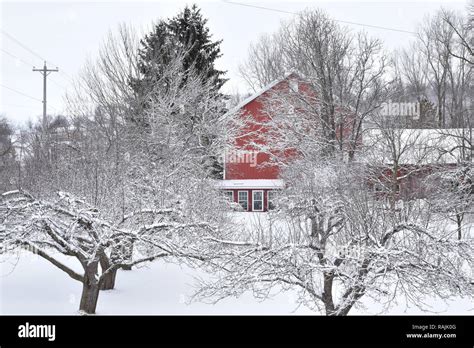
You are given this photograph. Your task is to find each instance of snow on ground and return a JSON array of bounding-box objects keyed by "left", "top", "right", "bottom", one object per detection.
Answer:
[
  {"left": 0, "top": 250, "right": 313, "bottom": 315},
  {"left": 1, "top": 249, "right": 472, "bottom": 315},
  {"left": 1, "top": 212, "right": 472, "bottom": 315}
]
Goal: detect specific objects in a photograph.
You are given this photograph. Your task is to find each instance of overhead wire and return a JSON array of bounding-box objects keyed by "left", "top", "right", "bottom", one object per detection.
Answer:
[{"left": 221, "top": 0, "right": 418, "bottom": 35}]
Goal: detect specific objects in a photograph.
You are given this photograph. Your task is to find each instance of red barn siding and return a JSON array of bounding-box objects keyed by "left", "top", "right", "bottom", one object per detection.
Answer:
[{"left": 225, "top": 74, "right": 310, "bottom": 180}]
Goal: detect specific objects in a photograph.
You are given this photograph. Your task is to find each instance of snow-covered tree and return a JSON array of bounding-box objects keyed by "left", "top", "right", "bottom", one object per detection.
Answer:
[
  {"left": 239, "top": 9, "right": 390, "bottom": 161},
  {"left": 133, "top": 4, "right": 226, "bottom": 100},
  {"left": 394, "top": 9, "right": 473, "bottom": 129},
  {"left": 442, "top": 3, "right": 474, "bottom": 66},
  {"left": 0, "top": 117, "right": 17, "bottom": 192},
  {"left": 8, "top": 22, "right": 237, "bottom": 306},
  {"left": 427, "top": 161, "right": 473, "bottom": 240},
  {"left": 362, "top": 125, "right": 440, "bottom": 205},
  {"left": 239, "top": 31, "right": 287, "bottom": 92},
  {"left": 130, "top": 5, "right": 227, "bottom": 177},
  {"left": 64, "top": 23, "right": 140, "bottom": 216},
  {"left": 194, "top": 160, "right": 473, "bottom": 315},
  {"left": 65, "top": 21, "right": 235, "bottom": 227},
  {"left": 0, "top": 190, "right": 226, "bottom": 314}
]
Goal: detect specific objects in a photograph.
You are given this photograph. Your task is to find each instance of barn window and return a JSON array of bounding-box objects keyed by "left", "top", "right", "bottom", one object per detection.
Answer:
[
  {"left": 223, "top": 190, "right": 234, "bottom": 202},
  {"left": 252, "top": 190, "right": 264, "bottom": 212},
  {"left": 268, "top": 190, "right": 278, "bottom": 210},
  {"left": 238, "top": 191, "right": 248, "bottom": 211}
]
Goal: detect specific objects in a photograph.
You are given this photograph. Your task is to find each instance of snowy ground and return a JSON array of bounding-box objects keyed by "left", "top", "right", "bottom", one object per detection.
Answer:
[
  {"left": 1, "top": 249, "right": 472, "bottom": 315},
  {"left": 0, "top": 250, "right": 315, "bottom": 315},
  {"left": 1, "top": 212, "right": 472, "bottom": 315}
]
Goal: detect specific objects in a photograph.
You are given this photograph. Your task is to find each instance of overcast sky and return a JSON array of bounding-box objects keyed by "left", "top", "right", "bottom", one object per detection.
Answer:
[{"left": 0, "top": 0, "right": 469, "bottom": 126}]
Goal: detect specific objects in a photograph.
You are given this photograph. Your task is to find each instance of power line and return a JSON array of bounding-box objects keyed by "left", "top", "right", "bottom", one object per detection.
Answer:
[
  {"left": 0, "top": 90, "right": 61, "bottom": 116},
  {"left": 0, "top": 84, "right": 43, "bottom": 102},
  {"left": 58, "top": 71, "right": 75, "bottom": 85},
  {"left": 0, "top": 48, "right": 35, "bottom": 67},
  {"left": 1, "top": 28, "right": 69, "bottom": 115},
  {"left": 221, "top": 0, "right": 417, "bottom": 35},
  {"left": 0, "top": 28, "right": 48, "bottom": 63},
  {"left": 0, "top": 103, "right": 43, "bottom": 110},
  {"left": 1, "top": 48, "right": 67, "bottom": 90},
  {"left": 1, "top": 28, "right": 108, "bottom": 100},
  {"left": 0, "top": 84, "right": 61, "bottom": 113},
  {"left": 1, "top": 27, "right": 75, "bottom": 85},
  {"left": 49, "top": 78, "right": 66, "bottom": 90}
]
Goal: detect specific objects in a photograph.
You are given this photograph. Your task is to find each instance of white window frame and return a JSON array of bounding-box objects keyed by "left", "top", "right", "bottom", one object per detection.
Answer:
[
  {"left": 252, "top": 190, "right": 264, "bottom": 212},
  {"left": 238, "top": 190, "right": 249, "bottom": 211},
  {"left": 223, "top": 190, "right": 234, "bottom": 202}
]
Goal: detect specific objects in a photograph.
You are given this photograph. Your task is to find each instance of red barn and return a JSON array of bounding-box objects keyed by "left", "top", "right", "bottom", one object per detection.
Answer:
[
  {"left": 218, "top": 72, "right": 308, "bottom": 211},
  {"left": 218, "top": 73, "right": 471, "bottom": 211}
]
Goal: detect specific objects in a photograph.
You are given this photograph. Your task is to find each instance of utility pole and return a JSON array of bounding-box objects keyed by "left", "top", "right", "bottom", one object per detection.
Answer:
[{"left": 33, "top": 61, "right": 58, "bottom": 128}]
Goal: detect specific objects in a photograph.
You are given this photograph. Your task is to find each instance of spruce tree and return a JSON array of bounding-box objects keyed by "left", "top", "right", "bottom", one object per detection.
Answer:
[
  {"left": 167, "top": 4, "right": 226, "bottom": 91},
  {"left": 134, "top": 4, "right": 226, "bottom": 98},
  {"left": 131, "top": 4, "right": 226, "bottom": 178}
]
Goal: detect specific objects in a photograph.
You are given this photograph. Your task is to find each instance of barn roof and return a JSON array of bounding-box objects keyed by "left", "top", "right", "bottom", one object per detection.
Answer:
[
  {"left": 224, "top": 71, "right": 300, "bottom": 118},
  {"left": 362, "top": 128, "right": 473, "bottom": 165},
  {"left": 216, "top": 179, "right": 285, "bottom": 189}
]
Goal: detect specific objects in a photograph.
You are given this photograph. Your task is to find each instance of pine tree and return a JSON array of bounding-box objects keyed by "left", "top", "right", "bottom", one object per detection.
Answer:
[
  {"left": 167, "top": 4, "right": 226, "bottom": 90},
  {"left": 130, "top": 4, "right": 227, "bottom": 178},
  {"left": 133, "top": 4, "right": 226, "bottom": 99}
]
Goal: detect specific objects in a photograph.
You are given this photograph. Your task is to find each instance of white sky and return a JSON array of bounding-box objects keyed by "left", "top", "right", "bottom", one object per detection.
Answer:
[{"left": 0, "top": 0, "right": 469, "bottom": 126}]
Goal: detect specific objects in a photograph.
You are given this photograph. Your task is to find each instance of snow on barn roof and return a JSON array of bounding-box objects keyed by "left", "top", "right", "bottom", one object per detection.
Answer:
[
  {"left": 224, "top": 71, "right": 299, "bottom": 118},
  {"left": 362, "top": 128, "right": 472, "bottom": 165},
  {"left": 216, "top": 179, "right": 285, "bottom": 189}
]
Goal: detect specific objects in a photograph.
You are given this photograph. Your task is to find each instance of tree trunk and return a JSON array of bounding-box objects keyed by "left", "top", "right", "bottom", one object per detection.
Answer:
[
  {"left": 99, "top": 270, "right": 117, "bottom": 290},
  {"left": 79, "top": 282, "right": 100, "bottom": 314},
  {"left": 79, "top": 258, "right": 100, "bottom": 314},
  {"left": 322, "top": 272, "right": 336, "bottom": 316},
  {"left": 99, "top": 254, "right": 117, "bottom": 290},
  {"left": 336, "top": 305, "right": 352, "bottom": 316},
  {"left": 326, "top": 296, "right": 360, "bottom": 316},
  {"left": 456, "top": 212, "right": 463, "bottom": 240},
  {"left": 121, "top": 239, "right": 134, "bottom": 271},
  {"left": 332, "top": 285, "right": 366, "bottom": 316}
]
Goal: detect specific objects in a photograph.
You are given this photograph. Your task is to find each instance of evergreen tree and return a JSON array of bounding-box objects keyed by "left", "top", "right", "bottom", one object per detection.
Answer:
[
  {"left": 167, "top": 4, "right": 226, "bottom": 90},
  {"left": 131, "top": 4, "right": 227, "bottom": 178},
  {"left": 133, "top": 4, "right": 226, "bottom": 100}
]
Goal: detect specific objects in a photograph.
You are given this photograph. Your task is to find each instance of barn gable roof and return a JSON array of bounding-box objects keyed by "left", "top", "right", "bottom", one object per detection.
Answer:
[
  {"left": 216, "top": 179, "right": 285, "bottom": 189},
  {"left": 224, "top": 71, "right": 300, "bottom": 118},
  {"left": 362, "top": 128, "right": 473, "bottom": 165}
]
